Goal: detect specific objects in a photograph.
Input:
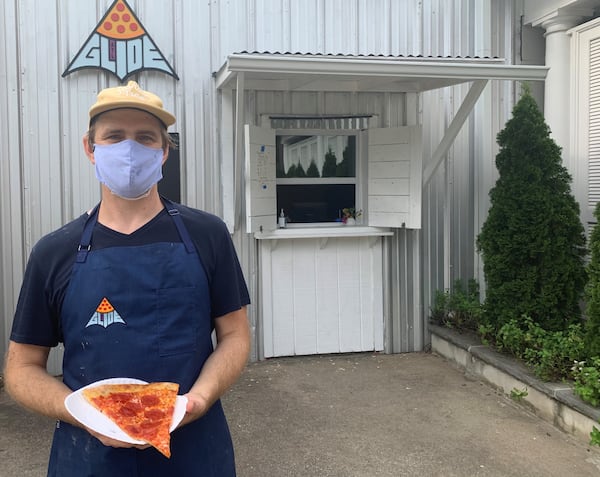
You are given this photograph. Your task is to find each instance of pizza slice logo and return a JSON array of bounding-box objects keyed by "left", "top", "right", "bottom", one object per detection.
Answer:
[
  {"left": 62, "top": 0, "right": 178, "bottom": 81},
  {"left": 85, "top": 297, "right": 126, "bottom": 329}
]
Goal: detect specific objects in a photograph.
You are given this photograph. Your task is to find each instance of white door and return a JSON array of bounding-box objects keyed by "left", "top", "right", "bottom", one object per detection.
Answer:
[{"left": 260, "top": 235, "right": 384, "bottom": 358}]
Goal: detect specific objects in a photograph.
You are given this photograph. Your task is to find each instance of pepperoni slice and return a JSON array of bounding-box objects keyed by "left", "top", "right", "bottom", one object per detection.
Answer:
[
  {"left": 141, "top": 394, "right": 160, "bottom": 407},
  {"left": 120, "top": 402, "right": 143, "bottom": 417},
  {"left": 144, "top": 408, "right": 165, "bottom": 420}
]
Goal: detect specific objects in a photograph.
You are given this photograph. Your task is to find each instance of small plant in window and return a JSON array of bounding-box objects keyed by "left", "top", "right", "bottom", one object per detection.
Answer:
[{"left": 342, "top": 208, "right": 362, "bottom": 224}]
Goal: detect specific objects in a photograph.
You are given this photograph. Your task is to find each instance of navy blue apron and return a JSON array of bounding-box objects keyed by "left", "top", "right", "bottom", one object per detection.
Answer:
[{"left": 48, "top": 199, "right": 236, "bottom": 477}]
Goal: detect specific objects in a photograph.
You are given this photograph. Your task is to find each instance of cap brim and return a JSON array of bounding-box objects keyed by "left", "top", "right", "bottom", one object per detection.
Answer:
[{"left": 89, "top": 102, "right": 175, "bottom": 127}]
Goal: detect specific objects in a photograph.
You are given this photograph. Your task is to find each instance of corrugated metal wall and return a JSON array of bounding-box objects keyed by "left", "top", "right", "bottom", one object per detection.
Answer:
[
  {"left": 420, "top": 1, "right": 518, "bottom": 333},
  {"left": 0, "top": 0, "right": 523, "bottom": 366}
]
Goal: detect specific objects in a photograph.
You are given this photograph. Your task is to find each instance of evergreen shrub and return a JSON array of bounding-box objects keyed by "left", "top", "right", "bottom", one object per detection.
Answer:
[
  {"left": 476, "top": 85, "right": 587, "bottom": 332},
  {"left": 584, "top": 203, "right": 600, "bottom": 356}
]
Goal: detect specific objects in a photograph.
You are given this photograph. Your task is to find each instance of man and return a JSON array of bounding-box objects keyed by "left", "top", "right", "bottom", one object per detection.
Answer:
[{"left": 3, "top": 81, "right": 250, "bottom": 476}]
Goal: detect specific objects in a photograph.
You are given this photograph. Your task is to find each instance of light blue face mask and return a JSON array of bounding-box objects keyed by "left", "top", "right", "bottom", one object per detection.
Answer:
[{"left": 93, "top": 139, "right": 164, "bottom": 200}]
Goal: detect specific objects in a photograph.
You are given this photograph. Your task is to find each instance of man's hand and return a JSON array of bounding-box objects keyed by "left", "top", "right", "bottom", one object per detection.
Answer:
[{"left": 180, "top": 390, "right": 211, "bottom": 427}]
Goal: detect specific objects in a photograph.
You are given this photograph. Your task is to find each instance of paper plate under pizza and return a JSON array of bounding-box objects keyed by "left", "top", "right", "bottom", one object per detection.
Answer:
[{"left": 65, "top": 377, "right": 187, "bottom": 456}]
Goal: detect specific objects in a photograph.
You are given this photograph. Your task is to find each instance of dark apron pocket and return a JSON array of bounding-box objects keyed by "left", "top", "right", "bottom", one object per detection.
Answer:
[{"left": 157, "top": 286, "right": 199, "bottom": 356}]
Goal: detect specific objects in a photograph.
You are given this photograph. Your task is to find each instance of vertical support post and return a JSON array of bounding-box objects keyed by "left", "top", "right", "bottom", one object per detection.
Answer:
[{"left": 234, "top": 72, "right": 245, "bottom": 231}]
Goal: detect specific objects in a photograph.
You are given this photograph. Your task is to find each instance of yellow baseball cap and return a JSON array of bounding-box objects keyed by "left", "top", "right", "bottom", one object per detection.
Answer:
[{"left": 89, "top": 81, "right": 176, "bottom": 127}]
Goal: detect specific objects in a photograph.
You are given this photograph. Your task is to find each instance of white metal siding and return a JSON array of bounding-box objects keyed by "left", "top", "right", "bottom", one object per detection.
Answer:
[
  {"left": 0, "top": 0, "right": 23, "bottom": 357},
  {"left": 589, "top": 37, "right": 600, "bottom": 207},
  {"left": 1, "top": 0, "right": 526, "bottom": 366}
]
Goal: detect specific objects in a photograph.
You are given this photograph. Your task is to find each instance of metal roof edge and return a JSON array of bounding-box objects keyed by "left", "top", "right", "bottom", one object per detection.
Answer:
[{"left": 215, "top": 53, "right": 548, "bottom": 90}]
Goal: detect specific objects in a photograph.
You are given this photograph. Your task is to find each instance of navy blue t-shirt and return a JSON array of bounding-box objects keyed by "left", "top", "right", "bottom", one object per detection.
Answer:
[{"left": 10, "top": 203, "right": 250, "bottom": 347}]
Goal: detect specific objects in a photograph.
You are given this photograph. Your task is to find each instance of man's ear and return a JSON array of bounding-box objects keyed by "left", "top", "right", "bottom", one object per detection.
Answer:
[
  {"left": 162, "top": 146, "right": 169, "bottom": 165},
  {"left": 83, "top": 134, "right": 95, "bottom": 164}
]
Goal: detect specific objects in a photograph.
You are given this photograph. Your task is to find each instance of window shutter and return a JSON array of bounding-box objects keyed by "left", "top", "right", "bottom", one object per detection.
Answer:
[
  {"left": 367, "top": 126, "right": 422, "bottom": 228},
  {"left": 589, "top": 37, "right": 600, "bottom": 208},
  {"left": 244, "top": 125, "right": 277, "bottom": 233}
]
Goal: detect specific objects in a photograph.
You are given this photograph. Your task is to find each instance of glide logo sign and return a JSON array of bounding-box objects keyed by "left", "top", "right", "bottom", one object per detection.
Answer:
[{"left": 62, "top": 0, "right": 178, "bottom": 81}]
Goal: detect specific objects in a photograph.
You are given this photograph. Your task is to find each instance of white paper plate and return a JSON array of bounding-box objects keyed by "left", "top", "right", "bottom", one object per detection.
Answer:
[{"left": 65, "top": 377, "right": 187, "bottom": 444}]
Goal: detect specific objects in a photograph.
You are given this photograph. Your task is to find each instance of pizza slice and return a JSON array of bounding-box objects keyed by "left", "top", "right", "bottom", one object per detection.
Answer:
[{"left": 82, "top": 381, "right": 179, "bottom": 458}]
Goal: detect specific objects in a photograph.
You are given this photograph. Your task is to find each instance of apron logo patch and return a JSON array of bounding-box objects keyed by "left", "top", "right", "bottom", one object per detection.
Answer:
[{"left": 85, "top": 297, "right": 126, "bottom": 328}]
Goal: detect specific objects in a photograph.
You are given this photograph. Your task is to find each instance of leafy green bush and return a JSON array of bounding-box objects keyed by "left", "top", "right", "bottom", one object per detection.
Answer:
[
  {"left": 524, "top": 325, "right": 585, "bottom": 381},
  {"left": 430, "top": 279, "right": 482, "bottom": 331},
  {"left": 494, "top": 317, "right": 529, "bottom": 358},
  {"left": 476, "top": 86, "right": 587, "bottom": 333},
  {"left": 432, "top": 284, "right": 586, "bottom": 381},
  {"left": 572, "top": 357, "right": 600, "bottom": 407},
  {"left": 495, "top": 316, "right": 584, "bottom": 381},
  {"left": 590, "top": 427, "right": 600, "bottom": 446}
]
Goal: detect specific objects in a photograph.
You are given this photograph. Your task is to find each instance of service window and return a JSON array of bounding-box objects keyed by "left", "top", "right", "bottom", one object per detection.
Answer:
[
  {"left": 244, "top": 124, "right": 422, "bottom": 233},
  {"left": 275, "top": 134, "right": 358, "bottom": 224}
]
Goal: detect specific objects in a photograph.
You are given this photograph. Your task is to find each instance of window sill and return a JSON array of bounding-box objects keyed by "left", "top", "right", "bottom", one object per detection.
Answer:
[{"left": 254, "top": 225, "right": 394, "bottom": 240}]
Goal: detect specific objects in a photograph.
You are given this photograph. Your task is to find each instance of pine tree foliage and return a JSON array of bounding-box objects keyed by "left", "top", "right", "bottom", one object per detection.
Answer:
[
  {"left": 476, "top": 86, "right": 586, "bottom": 332},
  {"left": 306, "top": 160, "right": 320, "bottom": 177},
  {"left": 585, "top": 203, "right": 600, "bottom": 356},
  {"left": 322, "top": 148, "right": 337, "bottom": 177}
]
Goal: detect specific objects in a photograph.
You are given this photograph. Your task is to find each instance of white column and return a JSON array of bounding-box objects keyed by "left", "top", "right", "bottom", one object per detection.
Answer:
[
  {"left": 529, "top": 3, "right": 596, "bottom": 162},
  {"left": 538, "top": 14, "right": 587, "bottom": 160}
]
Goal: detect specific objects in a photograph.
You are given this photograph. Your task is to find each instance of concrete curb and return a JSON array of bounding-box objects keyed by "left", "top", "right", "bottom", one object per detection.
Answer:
[{"left": 430, "top": 323, "right": 600, "bottom": 443}]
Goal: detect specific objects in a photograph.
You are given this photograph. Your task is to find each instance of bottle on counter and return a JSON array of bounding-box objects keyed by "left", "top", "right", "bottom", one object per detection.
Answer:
[{"left": 278, "top": 208, "right": 287, "bottom": 228}]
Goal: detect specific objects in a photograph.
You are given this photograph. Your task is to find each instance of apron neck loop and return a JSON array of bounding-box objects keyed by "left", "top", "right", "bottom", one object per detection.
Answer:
[
  {"left": 76, "top": 199, "right": 197, "bottom": 262},
  {"left": 76, "top": 204, "right": 100, "bottom": 263},
  {"left": 161, "top": 197, "right": 196, "bottom": 254}
]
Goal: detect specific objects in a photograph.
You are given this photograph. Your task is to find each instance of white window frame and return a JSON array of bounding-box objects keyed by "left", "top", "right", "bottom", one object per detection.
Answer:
[
  {"left": 275, "top": 128, "right": 362, "bottom": 227},
  {"left": 245, "top": 121, "right": 422, "bottom": 234}
]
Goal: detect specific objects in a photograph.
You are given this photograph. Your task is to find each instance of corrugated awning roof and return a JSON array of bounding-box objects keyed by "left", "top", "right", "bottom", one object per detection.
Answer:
[{"left": 214, "top": 52, "right": 548, "bottom": 93}]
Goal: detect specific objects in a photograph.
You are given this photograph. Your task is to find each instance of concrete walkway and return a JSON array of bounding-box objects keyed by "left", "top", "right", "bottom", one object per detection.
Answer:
[{"left": 2, "top": 353, "right": 600, "bottom": 476}]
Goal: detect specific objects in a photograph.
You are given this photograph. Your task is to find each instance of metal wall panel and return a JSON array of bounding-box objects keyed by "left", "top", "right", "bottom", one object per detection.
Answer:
[
  {"left": 0, "top": 0, "right": 24, "bottom": 360},
  {"left": 0, "top": 0, "right": 528, "bottom": 365},
  {"left": 419, "top": 0, "right": 518, "bottom": 322}
]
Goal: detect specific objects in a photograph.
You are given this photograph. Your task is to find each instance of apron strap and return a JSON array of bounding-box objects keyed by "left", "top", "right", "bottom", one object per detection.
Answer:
[
  {"left": 76, "top": 199, "right": 196, "bottom": 262},
  {"left": 76, "top": 204, "right": 100, "bottom": 263},
  {"left": 162, "top": 198, "right": 197, "bottom": 254}
]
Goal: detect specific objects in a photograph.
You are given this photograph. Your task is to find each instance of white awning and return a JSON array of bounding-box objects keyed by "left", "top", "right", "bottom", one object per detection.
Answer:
[
  {"left": 214, "top": 53, "right": 548, "bottom": 232},
  {"left": 215, "top": 52, "right": 548, "bottom": 93}
]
